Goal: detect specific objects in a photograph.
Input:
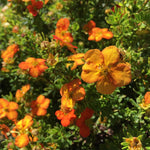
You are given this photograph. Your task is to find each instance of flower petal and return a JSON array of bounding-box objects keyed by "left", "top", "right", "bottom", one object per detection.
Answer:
[
  {"left": 84, "top": 49, "right": 104, "bottom": 65},
  {"left": 145, "top": 92, "right": 150, "bottom": 104},
  {"left": 81, "top": 63, "right": 100, "bottom": 83},
  {"left": 102, "top": 46, "right": 120, "bottom": 66},
  {"left": 110, "top": 63, "right": 131, "bottom": 87},
  {"left": 40, "top": 98, "right": 50, "bottom": 109},
  {"left": 29, "top": 67, "right": 39, "bottom": 77},
  {"left": 96, "top": 76, "right": 117, "bottom": 94},
  {"left": 72, "top": 87, "right": 85, "bottom": 101},
  {"left": 7, "top": 111, "right": 18, "bottom": 120},
  {"left": 8, "top": 102, "right": 18, "bottom": 110}
]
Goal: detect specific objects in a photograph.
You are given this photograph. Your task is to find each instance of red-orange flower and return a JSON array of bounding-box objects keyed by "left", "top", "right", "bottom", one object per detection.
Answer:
[
  {"left": 19, "top": 57, "right": 48, "bottom": 77},
  {"left": 83, "top": 20, "right": 96, "bottom": 35},
  {"left": 67, "top": 53, "right": 84, "bottom": 70},
  {"left": 76, "top": 108, "right": 94, "bottom": 138},
  {"left": 53, "top": 18, "right": 77, "bottom": 54},
  {"left": 88, "top": 27, "right": 113, "bottom": 42},
  {"left": 27, "top": 0, "right": 43, "bottom": 17},
  {"left": 15, "top": 84, "right": 30, "bottom": 102},
  {"left": 60, "top": 79, "right": 85, "bottom": 113},
  {"left": 81, "top": 46, "right": 131, "bottom": 94},
  {"left": 0, "top": 98, "right": 18, "bottom": 121},
  {"left": 55, "top": 109, "right": 76, "bottom": 127},
  {"left": 1, "top": 44, "right": 19, "bottom": 63},
  {"left": 31, "top": 95, "right": 50, "bottom": 116},
  {"left": 56, "top": 18, "right": 70, "bottom": 32},
  {"left": 0, "top": 124, "right": 10, "bottom": 139}
]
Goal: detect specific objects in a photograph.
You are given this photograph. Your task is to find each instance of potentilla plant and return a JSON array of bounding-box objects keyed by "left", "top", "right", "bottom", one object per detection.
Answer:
[{"left": 0, "top": 0, "right": 150, "bottom": 149}]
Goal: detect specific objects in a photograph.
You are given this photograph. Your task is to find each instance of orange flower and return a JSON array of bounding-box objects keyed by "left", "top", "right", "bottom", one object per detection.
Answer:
[
  {"left": 55, "top": 109, "right": 76, "bottom": 127},
  {"left": 15, "top": 84, "right": 30, "bottom": 102},
  {"left": 27, "top": 0, "right": 43, "bottom": 17},
  {"left": 12, "top": 115, "right": 33, "bottom": 148},
  {"left": 15, "top": 134, "right": 29, "bottom": 148},
  {"left": 81, "top": 46, "right": 131, "bottom": 94},
  {"left": 88, "top": 27, "right": 113, "bottom": 42},
  {"left": 0, "top": 124, "right": 10, "bottom": 139},
  {"left": 31, "top": 95, "right": 50, "bottom": 116},
  {"left": 1, "top": 44, "right": 19, "bottom": 63},
  {"left": 139, "top": 92, "right": 150, "bottom": 110},
  {"left": 83, "top": 20, "right": 96, "bottom": 35},
  {"left": 67, "top": 53, "right": 84, "bottom": 70},
  {"left": 0, "top": 98, "right": 18, "bottom": 121},
  {"left": 76, "top": 108, "right": 94, "bottom": 138},
  {"left": 19, "top": 57, "right": 48, "bottom": 77},
  {"left": 60, "top": 79, "right": 85, "bottom": 113},
  {"left": 56, "top": 18, "right": 70, "bottom": 32}
]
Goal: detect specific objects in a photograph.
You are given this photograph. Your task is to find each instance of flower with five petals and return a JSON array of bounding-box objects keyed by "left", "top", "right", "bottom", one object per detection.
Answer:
[{"left": 81, "top": 46, "right": 131, "bottom": 94}]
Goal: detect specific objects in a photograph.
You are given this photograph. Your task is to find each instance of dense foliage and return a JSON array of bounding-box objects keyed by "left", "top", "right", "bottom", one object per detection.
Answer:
[{"left": 0, "top": 0, "right": 150, "bottom": 149}]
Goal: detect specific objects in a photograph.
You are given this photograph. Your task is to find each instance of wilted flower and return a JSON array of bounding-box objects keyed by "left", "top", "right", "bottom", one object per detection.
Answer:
[
  {"left": 125, "top": 137, "right": 142, "bottom": 150},
  {"left": 76, "top": 107, "right": 94, "bottom": 138},
  {"left": 0, "top": 124, "right": 10, "bottom": 139},
  {"left": 83, "top": 20, "right": 96, "bottom": 35}
]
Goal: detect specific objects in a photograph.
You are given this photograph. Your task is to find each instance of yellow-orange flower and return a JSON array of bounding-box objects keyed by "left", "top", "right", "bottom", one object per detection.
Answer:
[
  {"left": 88, "top": 27, "right": 113, "bottom": 42},
  {"left": 31, "top": 95, "right": 50, "bottom": 116},
  {"left": 60, "top": 79, "right": 85, "bottom": 113},
  {"left": 81, "top": 46, "right": 131, "bottom": 94},
  {"left": 1, "top": 44, "right": 19, "bottom": 63},
  {"left": 67, "top": 53, "right": 84, "bottom": 70},
  {"left": 16, "top": 115, "right": 33, "bottom": 130},
  {"left": 139, "top": 92, "right": 150, "bottom": 110},
  {"left": 15, "top": 84, "right": 30, "bottom": 102},
  {"left": 15, "top": 134, "right": 29, "bottom": 148},
  {"left": 0, "top": 98, "right": 18, "bottom": 121},
  {"left": 19, "top": 57, "right": 48, "bottom": 77},
  {"left": 125, "top": 137, "right": 142, "bottom": 150},
  {"left": 12, "top": 115, "right": 33, "bottom": 148}
]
